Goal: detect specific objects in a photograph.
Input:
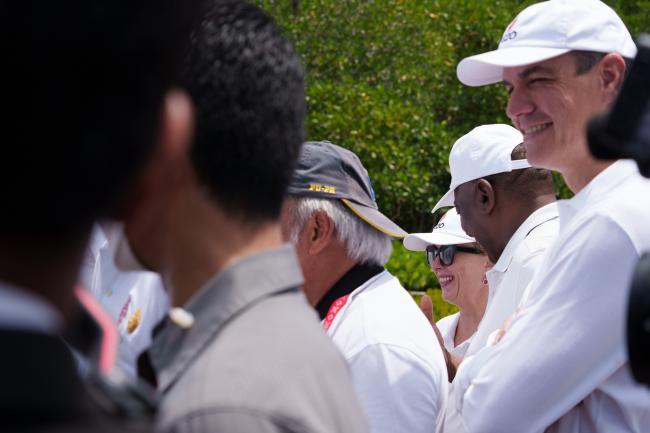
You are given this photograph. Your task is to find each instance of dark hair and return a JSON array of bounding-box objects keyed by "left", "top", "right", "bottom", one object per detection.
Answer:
[
  {"left": 572, "top": 50, "right": 634, "bottom": 77},
  {"left": 483, "top": 144, "right": 554, "bottom": 198},
  {"left": 2, "top": 0, "right": 200, "bottom": 237},
  {"left": 183, "top": 0, "right": 305, "bottom": 223}
]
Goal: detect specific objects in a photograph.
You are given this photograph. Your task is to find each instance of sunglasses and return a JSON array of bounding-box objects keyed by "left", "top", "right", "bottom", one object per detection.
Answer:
[{"left": 425, "top": 244, "right": 483, "bottom": 267}]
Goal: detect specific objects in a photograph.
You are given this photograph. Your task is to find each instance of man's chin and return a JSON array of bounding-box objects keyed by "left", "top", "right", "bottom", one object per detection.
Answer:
[{"left": 523, "top": 141, "right": 555, "bottom": 170}]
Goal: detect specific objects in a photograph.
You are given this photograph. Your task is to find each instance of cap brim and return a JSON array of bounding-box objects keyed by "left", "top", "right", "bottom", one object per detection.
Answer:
[
  {"left": 431, "top": 190, "right": 455, "bottom": 214},
  {"left": 457, "top": 46, "right": 571, "bottom": 87},
  {"left": 403, "top": 232, "right": 476, "bottom": 251},
  {"left": 341, "top": 199, "right": 407, "bottom": 239}
]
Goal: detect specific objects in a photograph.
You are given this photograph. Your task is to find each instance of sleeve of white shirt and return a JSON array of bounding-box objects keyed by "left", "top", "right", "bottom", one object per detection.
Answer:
[
  {"left": 348, "top": 343, "right": 443, "bottom": 433},
  {"left": 455, "top": 215, "right": 637, "bottom": 433}
]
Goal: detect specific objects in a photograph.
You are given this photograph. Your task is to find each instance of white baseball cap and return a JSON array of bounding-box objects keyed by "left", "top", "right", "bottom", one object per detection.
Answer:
[
  {"left": 403, "top": 208, "right": 475, "bottom": 251},
  {"left": 457, "top": 0, "right": 637, "bottom": 87},
  {"left": 432, "top": 124, "right": 528, "bottom": 213}
]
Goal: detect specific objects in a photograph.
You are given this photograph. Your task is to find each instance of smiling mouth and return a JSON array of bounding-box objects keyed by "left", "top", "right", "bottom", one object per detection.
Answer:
[
  {"left": 438, "top": 276, "right": 453, "bottom": 287},
  {"left": 523, "top": 122, "right": 552, "bottom": 135}
]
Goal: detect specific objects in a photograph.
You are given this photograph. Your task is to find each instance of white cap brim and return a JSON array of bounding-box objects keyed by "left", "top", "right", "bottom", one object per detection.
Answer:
[
  {"left": 457, "top": 46, "right": 571, "bottom": 87},
  {"left": 403, "top": 232, "right": 476, "bottom": 251},
  {"left": 431, "top": 189, "right": 455, "bottom": 214}
]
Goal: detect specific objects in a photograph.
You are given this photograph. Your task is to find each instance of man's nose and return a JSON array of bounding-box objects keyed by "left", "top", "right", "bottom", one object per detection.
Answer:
[{"left": 506, "top": 86, "right": 535, "bottom": 123}]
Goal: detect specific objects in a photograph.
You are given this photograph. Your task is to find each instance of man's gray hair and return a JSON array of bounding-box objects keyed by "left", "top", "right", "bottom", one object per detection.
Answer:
[{"left": 287, "top": 196, "right": 393, "bottom": 266}]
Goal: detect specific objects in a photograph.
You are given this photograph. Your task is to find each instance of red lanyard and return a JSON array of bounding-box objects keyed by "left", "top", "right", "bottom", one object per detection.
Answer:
[{"left": 322, "top": 294, "right": 350, "bottom": 331}]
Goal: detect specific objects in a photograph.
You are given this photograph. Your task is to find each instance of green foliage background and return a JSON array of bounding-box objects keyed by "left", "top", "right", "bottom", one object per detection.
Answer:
[{"left": 254, "top": 0, "right": 650, "bottom": 316}]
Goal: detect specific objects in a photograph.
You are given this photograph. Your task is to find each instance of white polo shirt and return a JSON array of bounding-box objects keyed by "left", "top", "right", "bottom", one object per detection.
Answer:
[
  {"left": 464, "top": 202, "right": 559, "bottom": 357},
  {"left": 326, "top": 270, "right": 448, "bottom": 433},
  {"left": 454, "top": 160, "right": 650, "bottom": 433},
  {"left": 436, "top": 312, "right": 472, "bottom": 358},
  {"left": 80, "top": 226, "right": 169, "bottom": 378}
]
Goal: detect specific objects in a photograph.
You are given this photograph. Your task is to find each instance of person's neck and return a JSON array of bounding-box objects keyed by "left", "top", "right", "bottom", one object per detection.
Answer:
[
  {"left": 455, "top": 297, "right": 486, "bottom": 345},
  {"left": 302, "top": 243, "right": 356, "bottom": 307},
  {"left": 489, "top": 194, "right": 556, "bottom": 263},
  {"left": 562, "top": 159, "right": 616, "bottom": 194},
  {"left": 163, "top": 199, "right": 284, "bottom": 308},
  {"left": 0, "top": 229, "right": 91, "bottom": 320}
]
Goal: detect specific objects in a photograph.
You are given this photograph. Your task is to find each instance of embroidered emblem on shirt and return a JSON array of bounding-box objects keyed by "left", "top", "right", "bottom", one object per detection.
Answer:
[
  {"left": 117, "top": 296, "right": 132, "bottom": 326},
  {"left": 127, "top": 308, "right": 142, "bottom": 334}
]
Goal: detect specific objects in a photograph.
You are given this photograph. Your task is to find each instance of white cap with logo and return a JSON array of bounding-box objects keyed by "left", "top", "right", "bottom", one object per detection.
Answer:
[
  {"left": 432, "top": 124, "right": 527, "bottom": 213},
  {"left": 457, "top": 0, "right": 637, "bottom": 87},
  {"left": 403, "top": 207, "right": 475, "bottom": 251}
]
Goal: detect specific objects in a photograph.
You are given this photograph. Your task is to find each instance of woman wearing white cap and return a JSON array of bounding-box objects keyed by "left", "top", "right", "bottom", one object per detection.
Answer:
[{"left": 403, "top": 207, "right": 491, "bottom": 358}]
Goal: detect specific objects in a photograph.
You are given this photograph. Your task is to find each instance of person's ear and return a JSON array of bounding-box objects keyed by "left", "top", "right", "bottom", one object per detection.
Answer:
[
  {"left": 118, "top": 90, "right": 195, "bottom": 221},
  {"left": 304, "top": 211, "right": 336, "bottom": 255},
  {"left": 598, "top": 53, "right": 627, "bottom": 106},
  {"left": 475, "top": 179, "right": 496, "bottom": 214},
  {"left": 105, "top": 90, "right": 194, "bottom": 221},
  {"left": 156, "top": 89, "right": 195, "bottom": 169}
]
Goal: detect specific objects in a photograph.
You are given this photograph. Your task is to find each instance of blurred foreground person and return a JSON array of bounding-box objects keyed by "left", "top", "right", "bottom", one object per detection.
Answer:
[
  {"left": 453, "top": 1, "right": 650, "bottom": 431},
  {"left": 0, "top": 0, "right": 197, "bottom": 431},
  {"left": 281, "top": 140, "right": 448, "bottom": 433},
  {"left": 123, "top": 2, "right": 369, "bottom": 432},
  {"left": 404, "top": 208, "right": 490, "bottom": 358}
]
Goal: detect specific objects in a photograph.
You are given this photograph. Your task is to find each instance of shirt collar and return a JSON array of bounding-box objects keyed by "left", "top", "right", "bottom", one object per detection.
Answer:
[
  {"left": 315, "top": 263, "right": 384, "bottom": 320},
  {"left": 491, "top": 202, "right": 560, "bottom": 274},
  {"left": 149, "top": 244, "right": 304, "bottom": 393},
  {"left": 0, "top": 280, "right": 63, "bottom": 334},
  {"left": 558, "top": 160, "right": 639, "bottom": 229}
]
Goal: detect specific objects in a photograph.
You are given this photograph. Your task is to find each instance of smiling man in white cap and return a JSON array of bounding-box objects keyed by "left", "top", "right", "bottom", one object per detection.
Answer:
[
  {"left": 451, "top": 1, "right": 650, "bottom": 432},
  {"left": 281, "top": 140, "right": 448, "bottom": 433}
]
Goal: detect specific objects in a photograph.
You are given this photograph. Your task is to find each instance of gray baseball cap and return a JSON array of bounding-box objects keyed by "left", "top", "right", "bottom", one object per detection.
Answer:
[{"left": 287, "top": 141, "right": 407, "bottom": 239}]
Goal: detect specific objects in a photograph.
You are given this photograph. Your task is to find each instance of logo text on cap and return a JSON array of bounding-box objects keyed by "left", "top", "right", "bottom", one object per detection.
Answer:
[
  {"left": 309, "top": 183, "right": 336, "bottom": 194},
  {"left": 502, "top": 30, "right": 517, "bottom": 42}
]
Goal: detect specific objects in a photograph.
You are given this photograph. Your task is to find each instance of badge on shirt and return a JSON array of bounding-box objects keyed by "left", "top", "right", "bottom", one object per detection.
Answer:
[{"left": 127, "top": 308, "right": 142, "bottom": 334}]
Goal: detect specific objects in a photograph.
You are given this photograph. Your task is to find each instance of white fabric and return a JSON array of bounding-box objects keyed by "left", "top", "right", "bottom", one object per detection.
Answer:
[
  {"left": 326, "top": 270, "right": 448, "bottom": 433},
  {"left": 404, "top": 208, "right": 475, "bottom": 251},
  {"left": 0, "top": 281, "right": 62, "bottom": 334},
  {"left": 457, "top": 0, "right": 637, "bottom": 86},
  {"left": 432, "top": 124, "right": 527, "bottom": 212},
  {"left": 101, "top": 222, "right": 150, "bottom": 272},
  {"left": 437, "top": 312, "right": 472, "bottom": 358},
  {"left": 464, "top": 202, "right": 559, "bottom": 357},
  {"left": 79, "top": 225, "right": 169, "bottom": 378},
  {"left": 453, "top": 160, "right": 650, "bottom": 433}
]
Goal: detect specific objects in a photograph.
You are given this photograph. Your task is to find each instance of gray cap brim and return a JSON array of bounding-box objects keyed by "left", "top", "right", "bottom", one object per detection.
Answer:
[{"left": 341, "top": 199, "right": 407, "bottom": 239}]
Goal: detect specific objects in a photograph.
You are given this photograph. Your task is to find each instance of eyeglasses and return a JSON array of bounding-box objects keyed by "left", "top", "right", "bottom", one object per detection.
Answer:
[{"left": 425, "top": 244, "right": 483, "bottom": 267}]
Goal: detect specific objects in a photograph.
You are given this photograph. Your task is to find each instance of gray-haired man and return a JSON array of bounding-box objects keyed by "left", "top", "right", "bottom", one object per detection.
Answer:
[{"left": 280, "top": 140, "right": 448, "bottom": 433}]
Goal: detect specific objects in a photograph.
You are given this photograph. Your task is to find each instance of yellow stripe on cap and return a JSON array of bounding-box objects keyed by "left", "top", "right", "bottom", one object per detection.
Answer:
[{"left": 340, "top": 198, "right": 405, "bottom": 239}]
